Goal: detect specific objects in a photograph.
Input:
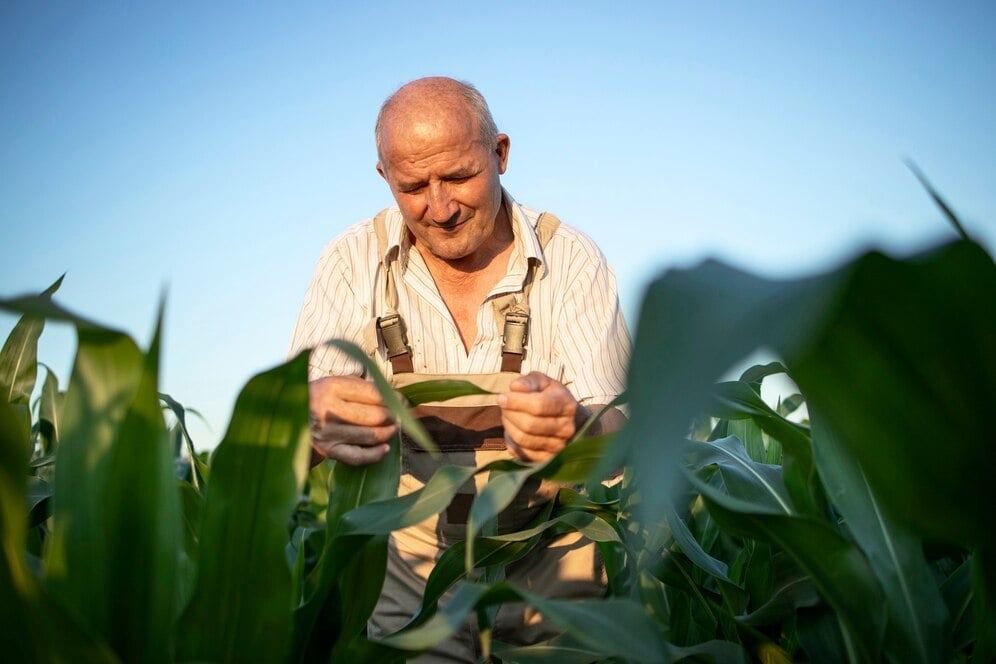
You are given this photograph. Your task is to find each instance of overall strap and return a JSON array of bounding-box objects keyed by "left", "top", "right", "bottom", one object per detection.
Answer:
[
  {"left": 498, "top": 211, "right": 561, "bottom": 372},
  {"left": 373, "top": 207, "right": 562, "bottom": 375},
  {"left": 372, "top": 209, "right": 415, "bottom": 374}
]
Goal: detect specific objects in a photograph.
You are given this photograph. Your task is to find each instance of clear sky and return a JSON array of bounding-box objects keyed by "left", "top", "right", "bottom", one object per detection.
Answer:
[{"left": 2, "top": 2, "right": 994, "bottom": 450}]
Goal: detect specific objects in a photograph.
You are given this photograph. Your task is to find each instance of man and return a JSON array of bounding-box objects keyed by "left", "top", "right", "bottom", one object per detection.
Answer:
[{"left": 288, "top": 77, "right": 630, "bottom": 660}]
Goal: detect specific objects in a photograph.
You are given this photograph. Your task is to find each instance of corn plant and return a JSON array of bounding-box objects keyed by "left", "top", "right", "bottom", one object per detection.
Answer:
[{"left": 2, "top": 182, "right": 994, "bottom": 662}]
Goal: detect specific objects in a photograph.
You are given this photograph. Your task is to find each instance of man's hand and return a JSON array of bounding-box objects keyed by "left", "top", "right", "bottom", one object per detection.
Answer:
[
  {"left": 497, "top": 371, "right": 585, "bottom": 463},
  {"left": 309, "top": 375, "right": 398, "bottom": 466}
]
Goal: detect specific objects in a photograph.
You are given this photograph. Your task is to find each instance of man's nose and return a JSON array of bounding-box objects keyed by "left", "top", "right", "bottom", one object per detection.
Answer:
[{"left": 426, "top": 183, "right": 459, "bottom": 224}]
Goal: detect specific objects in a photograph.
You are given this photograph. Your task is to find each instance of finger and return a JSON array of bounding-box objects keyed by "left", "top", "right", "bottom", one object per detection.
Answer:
[
  {"left": 501, "top": 408, "right": 574, "bottom": 438},
  {"left": 316, "top": 399, "right": 396, "bottom": 428},
  {"left": 311, "top": 375, "right": 389, "bottom": 407},
  {"left": 329, "top": 377, "right": 390, "bottom": 405},
  {"left": 502, "top": 418, "right": 569, "bottom": 461},
  {"left": 503, "top": 433, "right": 528, "bottom": 461},
  {"left": 312, "top": 422, "right": 398, "bottom": 446},
  {"left": 499, "top": 390, "right": 576, "bottom": 418},
  {"left": 314, "top": 440, "right": 391, "bottom": 466}
]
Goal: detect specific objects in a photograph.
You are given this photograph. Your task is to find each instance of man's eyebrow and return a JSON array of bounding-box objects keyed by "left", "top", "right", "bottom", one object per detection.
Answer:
[
  {"left": 396, "top": 177, "right": 426, "bottom": 190},
  {"left": 444, "top": 166, "right": 478, "bottom": 179}
]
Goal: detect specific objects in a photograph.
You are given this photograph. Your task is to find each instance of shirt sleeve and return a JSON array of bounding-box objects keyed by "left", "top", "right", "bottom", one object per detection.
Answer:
[
  {"left": 287, "top": 242, "right": 372, "bottom": 381},
  {"left": 553, "top": 236, "right": 631, "bottom": 409}
]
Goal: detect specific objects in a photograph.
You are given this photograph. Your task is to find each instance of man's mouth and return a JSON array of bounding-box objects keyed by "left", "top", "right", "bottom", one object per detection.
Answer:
[{"left": 434, "top": 217, "right": 465, "bottom": 231}]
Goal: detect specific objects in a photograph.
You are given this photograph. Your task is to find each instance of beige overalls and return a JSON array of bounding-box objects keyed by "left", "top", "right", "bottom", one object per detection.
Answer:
[{"left": 364, "top": 208, "right": 606, "bottom": 662}]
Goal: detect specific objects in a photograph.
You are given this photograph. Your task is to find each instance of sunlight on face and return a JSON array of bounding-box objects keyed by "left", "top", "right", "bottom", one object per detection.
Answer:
[{"left": 377, "top": 105, "right": 510, "bottom": 267}]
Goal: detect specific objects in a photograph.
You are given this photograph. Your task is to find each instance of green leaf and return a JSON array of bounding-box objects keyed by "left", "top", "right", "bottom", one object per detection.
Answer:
[
  {"left": 175, "top": 351, "right": 311, "bottom": 662},
  {"left": 664, "top": 497, "right": 730, "bottom": 584},
  {"left": 0, "top": 398, "right": 38, "bottom": 660},
  {"left": 811, "top": 415, "right": 947, "bottom": 663},
  {"left": 708, "top": 381, "right": 822, "bottom": 517},
  {"left": 176, "top": 480, "right": 203, "bottom": 616},
  {"left": 379, "top": 581, "right": 670, "bottom": 662},
  {"left": 160, "top": 392, "right": 207, "bottom": 493},
  {"left": 937, "top": 558, "right": 973, "bottom": 652},
  {"left": 487, "top": 511, "right": 621, "bottom": 544},
  {"left": 670, "top": 640, "right": 749, "bottom": 663},
  {"left": 43, "top": 317, "right": 146, "bottom": 642},
  {"left": 398, "top": 378, "right": 493, "bottom": 405},
  {"left": 739, "top": 361, "right": 788, "bottom": 388},
  {"left": 6, "top": 290, "right": 181, "bottom": 661},
  {"left": 340, "top": 464, "right": 476, "bottom": 535},
  {"left": 492, "top": 632, "right": 613, "bottom": 664},
  {"left": 796, "top": 605, "right": 850, "bottom": 664},
  {"left": 378, "top": 580, "right": 493, "bottom": 651},
  {"left": 404, "top": 521, "right": 546, "bottom": 631},
  {"left": 522, "top": 591, "right": 669, "bottom": 663},
  {"left": 905, "top": 160, "right": 972, "bottom": 242},
  {"left": 99, "top": 309, "right": 179, "bottom": 662},
  {"left": 0, "top": 276, "right": 62, "bottom": 410},
  {"left": 618, "top": 240, "right": 996, "bottom": 558},
  {"left": 466, "top": 464, "right": 536, "bottom": 569},
  {"left": 685, "top": 437, "right": 795, "bottom": 515},
  {"left": 292, "top": 425, "right": 402, "bottom": 662},
  {"left": 786, "top": 243, "right": 996, "bottom": 551},
  {"left": 534, "top": 433, "right": 613, "bottom": 484},
  {"left": 693, "top": 481, "right": 885, "bottom": 662},
  {"left": 729, "top": 418, "right": 765, "bottom": 464},
  {"left": 26, "top": 477, "right": 52, "bottom": 528},
  {"left": 737, "top": 566, "right": 819, "bottom": 626},
  {"left": 36, "top": 365, "right": 64, "bottom": 455}
]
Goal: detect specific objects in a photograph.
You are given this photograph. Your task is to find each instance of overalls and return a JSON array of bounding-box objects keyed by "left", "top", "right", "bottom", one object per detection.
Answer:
[{"left": 364, "top": 207, "right": 605, "bottom": 661}]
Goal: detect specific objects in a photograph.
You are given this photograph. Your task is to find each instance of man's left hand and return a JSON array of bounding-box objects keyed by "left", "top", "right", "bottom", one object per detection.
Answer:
[{"left": 497, "top": 371, "right": 586, "bottom": 462}]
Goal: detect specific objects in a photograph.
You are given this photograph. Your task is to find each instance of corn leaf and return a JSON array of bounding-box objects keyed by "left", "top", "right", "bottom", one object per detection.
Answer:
[
  {"left": 36, "top": 366, "right": 64, "bottom": 455},
  {"left": 340, "top": 464, "right": 476, "bottom": 535},
  {"left": 0, "top": 398, "right": 39, "bottom": 660},
  {"left": 492, "top": 632, "right": 618, "bottom": 664},
  {"left": 685, "top": 437, "right": 795, "bottom": 515},
  {"left": 692, "top": 480, "right": 885, "bottom": 662},
  {"left": 293, "top": 422, "right": 402, "bottom": 662},
  {"left": 619, "top": 238, "right": 996, "bottom": 564},
  {"left": 379, "top": 581, "right": 670, "bottom": 662},
  {"left": 0, "top": 276, "right": 62, "bottom": 410},
  {"left": 708, "top": 381, "right": 822, "bottom": 517},
  {"left": 43, "top": 317, "right": 145, "bottom": 642},
  {"left": 160, "top": 392, "right": 207, "bottom": 493},
  {"left": 398, "top": 378, "right": 492, "bottom": 405},
  {"left": 811, "top": 414, "right": 946, "bottom": 663},
  {"left": 175, "top": 351, "right": 311, "bottom": 662},
  {"left": 99, "top": 309, "right": 178, "bottom": 662}
]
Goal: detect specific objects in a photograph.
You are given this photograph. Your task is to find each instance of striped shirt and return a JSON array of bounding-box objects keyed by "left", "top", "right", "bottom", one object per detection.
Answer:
[{"left": 288, "top": 190, "right": 630, "bottom": 407}]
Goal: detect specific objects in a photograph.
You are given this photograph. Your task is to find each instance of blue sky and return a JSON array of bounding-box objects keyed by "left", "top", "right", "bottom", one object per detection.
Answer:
[{"left": 2, "top": 2, "right": 994, "bottom": 449}]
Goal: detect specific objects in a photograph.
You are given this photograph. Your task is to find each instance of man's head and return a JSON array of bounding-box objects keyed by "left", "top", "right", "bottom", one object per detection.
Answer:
[{"left": 375, "top": 77, "right": 511, "bottom": 267}]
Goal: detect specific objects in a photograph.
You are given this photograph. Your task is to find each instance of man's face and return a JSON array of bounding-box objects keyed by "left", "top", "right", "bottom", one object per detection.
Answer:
[{"left": 377, "top": 111, "right": 510, "bottom": 265}]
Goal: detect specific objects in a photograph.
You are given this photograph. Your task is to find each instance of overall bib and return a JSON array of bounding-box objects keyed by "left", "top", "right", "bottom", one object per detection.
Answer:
[{"left": 364, "top": 208, "right": 605, "bottom": 661}]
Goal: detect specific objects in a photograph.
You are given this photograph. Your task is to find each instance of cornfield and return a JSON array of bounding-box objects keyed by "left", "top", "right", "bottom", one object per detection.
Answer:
[{"left": 2, "top": 189, "right": 994, "bottom": 662}]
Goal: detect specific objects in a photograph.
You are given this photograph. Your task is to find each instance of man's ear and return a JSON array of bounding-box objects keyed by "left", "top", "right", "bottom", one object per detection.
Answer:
[
  {"left": 376, "top": 162, "right": 388, "bottom": 182},
  {"left": 495, "top": 134, "right": 510, "bottom": 174}
]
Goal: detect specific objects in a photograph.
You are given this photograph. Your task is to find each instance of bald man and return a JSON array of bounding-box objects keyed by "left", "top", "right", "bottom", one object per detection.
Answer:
[{"left": 289, "top": 77, "right": 630, "bottom": 661}]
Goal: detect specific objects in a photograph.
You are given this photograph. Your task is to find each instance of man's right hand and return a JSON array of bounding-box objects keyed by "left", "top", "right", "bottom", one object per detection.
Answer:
[{"left": 309, "top": 375, "right": 398, "bottom": 465}]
